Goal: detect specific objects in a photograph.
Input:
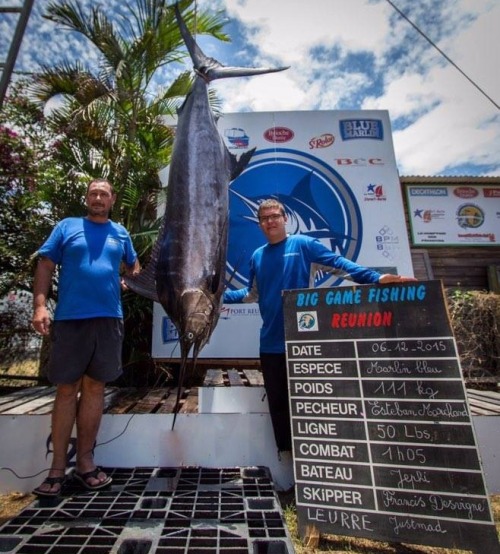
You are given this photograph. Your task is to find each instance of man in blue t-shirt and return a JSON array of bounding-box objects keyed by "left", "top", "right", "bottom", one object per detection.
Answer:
[
  {"left": 224, "top": 198, "right": 416, "bottom": 453},
  {"left": 32, "top": 178, "right": 139, "bottom": 497}
]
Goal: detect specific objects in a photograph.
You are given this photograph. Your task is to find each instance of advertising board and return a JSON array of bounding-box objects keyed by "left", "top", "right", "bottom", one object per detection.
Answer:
[
  {"left": 152, "top": 110, "right": 414, "bottom": 359},
  {"left": 406, "top": 184, "right": 500, "bottom": 246}
]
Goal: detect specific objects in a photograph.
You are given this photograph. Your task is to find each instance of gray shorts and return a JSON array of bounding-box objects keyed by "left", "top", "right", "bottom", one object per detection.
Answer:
[{"left": 47, "top": 318, "right": 124, "bottom": 385}]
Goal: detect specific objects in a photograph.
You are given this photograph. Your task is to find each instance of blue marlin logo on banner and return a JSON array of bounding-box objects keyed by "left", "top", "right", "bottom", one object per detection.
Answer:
[{"left": 225, "top": 147, "right": 363, "bottom": 290}]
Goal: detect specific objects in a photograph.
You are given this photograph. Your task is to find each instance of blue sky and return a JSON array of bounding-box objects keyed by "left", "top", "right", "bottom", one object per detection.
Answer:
[{"left": 2, "top": 0, "right": 499, "bottom": 177}]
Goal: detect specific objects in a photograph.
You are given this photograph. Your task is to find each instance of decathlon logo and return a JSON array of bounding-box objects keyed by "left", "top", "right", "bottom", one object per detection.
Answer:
[
  {"left": 409, "top": 187, "right": 448, "bottom": 197},
  {"left": 297, "top": 311, "right": 318, "bottom": 332}
]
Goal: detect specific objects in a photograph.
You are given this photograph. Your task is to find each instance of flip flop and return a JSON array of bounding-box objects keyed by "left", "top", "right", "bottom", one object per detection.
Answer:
[
  {"left": 73, "top": 467, "right": 112, "bottom": 490},
  {"left": 33, "top": 476, "right": 66, "bottom": 497}
]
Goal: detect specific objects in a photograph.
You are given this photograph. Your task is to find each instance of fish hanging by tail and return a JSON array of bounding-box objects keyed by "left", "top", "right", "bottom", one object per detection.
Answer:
[{"left": 125, "top": 3, "right": 288, "bottom": 428}]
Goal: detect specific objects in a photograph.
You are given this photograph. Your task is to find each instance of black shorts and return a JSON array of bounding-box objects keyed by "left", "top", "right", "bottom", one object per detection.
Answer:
[{"left": 47, "top": 318, "right": 124, "bottom": 385}]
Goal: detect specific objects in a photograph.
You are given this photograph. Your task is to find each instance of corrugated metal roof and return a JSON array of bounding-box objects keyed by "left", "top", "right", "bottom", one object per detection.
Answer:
[{"left": 401, "top": 175, "right": 500, "bottom": 184}]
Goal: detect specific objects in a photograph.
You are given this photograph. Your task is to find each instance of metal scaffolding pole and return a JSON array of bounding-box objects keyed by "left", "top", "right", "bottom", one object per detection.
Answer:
[{"left": 0, "top": 0, "right": 35, "bottom": 109}]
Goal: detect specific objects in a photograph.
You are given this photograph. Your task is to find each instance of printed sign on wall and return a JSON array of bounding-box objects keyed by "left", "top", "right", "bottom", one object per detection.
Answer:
[
  {"left": 406, "top": 184, "right": 500, "bottom": 246},
  {"left": 152, "top": 110, "right": 414, "bottom": 359}
]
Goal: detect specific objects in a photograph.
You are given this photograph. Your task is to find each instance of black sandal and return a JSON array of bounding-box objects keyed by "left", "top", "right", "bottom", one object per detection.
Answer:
[
  {"left": 33, "top": 476, "right": 66, "bottom": 497},
  {"left": 73, "top": 467, "right": 112, "bottom": 490}
]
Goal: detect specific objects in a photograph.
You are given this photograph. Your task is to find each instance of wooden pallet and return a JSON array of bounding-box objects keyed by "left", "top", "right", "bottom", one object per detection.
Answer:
[
  {"left": 466, "top": 388, "right": 500, "bottom": 416},
  {"left": 0, "top": 369, "right": 264, "bottom": 416},
  {"left": 0, "top": 385, "right": 194, "bottom": 416},
  {"left": 1, "top": 373, "right": 499, "bottom": 417},
  {"left": 203, "top": 368, "right": 264, "bottom": 387}
]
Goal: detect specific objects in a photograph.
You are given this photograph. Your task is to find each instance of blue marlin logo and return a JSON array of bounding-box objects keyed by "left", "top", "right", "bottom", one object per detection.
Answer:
[
  {"left": 230, "top": 174, "right": 354, "bottom": 248},
  {"left": 227, "top": 169, "right": 359, "bottom": 289}
]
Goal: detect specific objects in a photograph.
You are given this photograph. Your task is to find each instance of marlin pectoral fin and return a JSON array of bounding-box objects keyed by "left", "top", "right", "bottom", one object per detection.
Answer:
[
  {"left": 124, "top": 267, "right": 159, "bottom": 303},
  {"left": 206, "top": 269, "right": 221, "bottom": 295}
]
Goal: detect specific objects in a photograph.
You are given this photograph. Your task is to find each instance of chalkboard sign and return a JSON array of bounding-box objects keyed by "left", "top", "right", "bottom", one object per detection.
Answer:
[{"left": 283, "top": 280, "right": 500, "bottom": 553}]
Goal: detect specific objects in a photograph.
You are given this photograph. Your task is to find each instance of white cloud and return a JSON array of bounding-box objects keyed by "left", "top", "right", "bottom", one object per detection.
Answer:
[
  {"left": 222, "top": 0, "right": 392, "bottom": 61},
  {"left": 5, "top": 0, "right": 499, "bottom": 176},
  {"left": 213, "top": 70, "right": 305, "bottom": 112},
  {"left": 448, "top": 0, "right": 499, "bottom": 109},
  {"left": 210, "top": 0, "right": 500, "bottom": 175},
  {"left": 361, "top": 1, "right": 500, "bottom": 175},
  {"left": 393, "top": 101, "right": 499, "bottom": 175}
]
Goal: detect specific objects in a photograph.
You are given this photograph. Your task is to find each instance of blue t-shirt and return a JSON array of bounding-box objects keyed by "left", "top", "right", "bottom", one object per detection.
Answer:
[
  {"left": 38, "top": 217, "right": 137, "bottom": 320},
  {"left": 224, "top": 234, "right": 381, "bottom": 354}
]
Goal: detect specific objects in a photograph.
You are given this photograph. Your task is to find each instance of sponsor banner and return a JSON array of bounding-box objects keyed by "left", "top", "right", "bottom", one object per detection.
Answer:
[
  {"left": 406, "top": 185, "right": 500, "bottom": 246},
  {"left": 152, "top": 110, "right": 413, "bottom": 359}
]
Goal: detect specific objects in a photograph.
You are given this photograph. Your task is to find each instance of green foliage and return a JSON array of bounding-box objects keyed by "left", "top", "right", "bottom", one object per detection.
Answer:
[
  {"left": 0, "top": 80, "right": 79, "bottom": 296},
  {"left": 30, "top": 0, "right": 228, "bottom": 244},
  {"left": 447, "top": 289, "right": 500, "bottom": 382},
  {"left": 1, "top": 0, "right": 230, "bottom": 382}
]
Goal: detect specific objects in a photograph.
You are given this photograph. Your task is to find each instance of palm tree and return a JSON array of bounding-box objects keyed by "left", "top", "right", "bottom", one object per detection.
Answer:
[
  {"left": 32, "top": 0, "right": 228, "bottom": 252},
  {"left": 29, "top": 0, "right": 230, "bottom": 382}
]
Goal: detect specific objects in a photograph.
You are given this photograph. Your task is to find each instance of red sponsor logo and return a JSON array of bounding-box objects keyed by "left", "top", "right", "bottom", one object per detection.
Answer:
[
  {"left": 263, "top": 127, "right": 294, "bottom": 143},
  {"left": 453, "top": 187, "right": 478, "bottom": 199},
  {"left": 309, "top": 133, "right": 335, "bottom": 149},
  {"left": 484, "top": 188, "right": 500, "bottom": 198}
]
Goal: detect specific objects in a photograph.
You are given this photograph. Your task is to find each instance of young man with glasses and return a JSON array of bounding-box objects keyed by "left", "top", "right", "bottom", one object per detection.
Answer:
[{"left": 224, "top": 198, "right": 416, "bottom": 454}]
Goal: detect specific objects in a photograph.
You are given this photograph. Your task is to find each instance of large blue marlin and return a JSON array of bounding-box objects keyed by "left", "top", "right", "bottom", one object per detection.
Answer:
[{"left": 125, "top": 3, "right": 287, "bottom": 425}]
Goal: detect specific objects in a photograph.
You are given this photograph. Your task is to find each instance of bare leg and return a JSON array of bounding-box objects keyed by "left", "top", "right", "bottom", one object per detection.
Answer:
[
  {"left": 34, "top": 381, "right": 81, "bottom": 494},
  {"left": 75, "top": 374, "right": 108, "bottom": 486}
]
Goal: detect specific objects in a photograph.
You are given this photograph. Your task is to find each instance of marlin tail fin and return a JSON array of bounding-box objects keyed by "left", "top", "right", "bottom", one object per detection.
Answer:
[{"left": 174, "top": 3, "right": 288, "bottom": 83}]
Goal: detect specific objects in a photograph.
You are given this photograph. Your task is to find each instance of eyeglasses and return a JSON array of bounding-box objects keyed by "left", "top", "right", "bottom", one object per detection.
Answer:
[{"left": 259, "top": 214, "right": 283, "bottom": 223}]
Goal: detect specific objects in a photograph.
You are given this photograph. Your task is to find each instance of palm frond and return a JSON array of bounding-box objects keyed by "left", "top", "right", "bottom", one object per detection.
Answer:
[
  {"left": 45, "top": 1, "right": 127, "bottom": 66},
  {"left": 31, "top": 63, "right": 113, "bottom": 113}
]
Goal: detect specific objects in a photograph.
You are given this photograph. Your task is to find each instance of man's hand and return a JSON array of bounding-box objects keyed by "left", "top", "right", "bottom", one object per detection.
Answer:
[
  {"left": 121, "top": 259, "right": 141, "bottom": 290},
  {"left": 32, "top": 257, "right": 55, "bottom": 335},
  {"left": 32, "top": 306, "right": 51, "bottom": 335},
  {"left": 379, "top": 274, "right": 418, "bottom": 284}
]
